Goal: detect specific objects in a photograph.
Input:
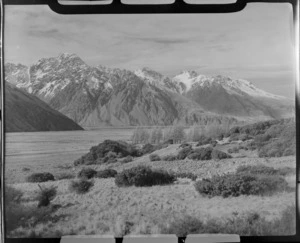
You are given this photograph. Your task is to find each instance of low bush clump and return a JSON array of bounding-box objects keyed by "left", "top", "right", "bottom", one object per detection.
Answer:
[
  {"left": 179, "top": 143, "right": 192, "bottom": 149},
  {"left": 278, "top": 166, "right": 295, "bottom": 176},
  {"left": 258, "top": 139, "right": 295, "bottom": 158},
  {"left": 211, "top": 149, "right": 232, "bottom": 160},
  {"left": 26, "top": 172, "right": 55, "bottom": 183},
  {"left": 187, "top": 147, "right": 213, "bottom": 160},
  {"left": 236, "top": 165, "right": 278, "bottom": 176},
  {"left": 96, "top": 169, "right": 118, "bottom": 178},
  {"left": 74, "top": 140, "right": 141, "bottom": 166},
  {"left": 174, "top": 172, "right": 197, "bottom": 181},
  {"left": 115, "top": 166, "right": 175, "bottom": 187},
  {"left": 149, "top": 154, "right": 161, "bottom": 161},
  {"left": 210, "top": 140, "right": 218, "bottom": 147},
  {"left": 77, "top": 168, "right": 97, "bottom": 179},
  {"left": 196, "top": 136, "right": 212, "bottom": 146},
  {"left": 36, "top": 185, "right": 57, "bottom": 207},
  {"left": 161, "top": 204, "right": 295, "bottom": 236},
  {"left": 228, "top": 146, "right": 239, "bottom": 154},
  {"left": 177, "top": 147, "right": 193, "bottom": 160},
  {"left": 161, "top": 215, "right": 203, "bottom": 236},
  {"left": 69, "top": 179, "right": 94, "bottom": 194},
  {"left": 5, "top": 185, "right": 57, "bottom": 234},
  {"left": 55, "top": 172, "right": 75, "bottom": 180},
  {"left": 162, "top": 154, "right": 178, "bottom": 161},
  {"left": 238, "top": 134, "right": 252, "bottom": 141},
  {"left": 141, "top": 143, "right": 156, "bottom": 154},
  {"left": 194, "top": 173, "right": 288, "bottom": 198},
  {"left": 104, "top": 157, "right": 118, "bottom": 164},
  {"left": 6, "top": 185, "right": 23, "bottom": 204},
  {"left": 121, "top": 156, "right": 133, "bottom": 163}
]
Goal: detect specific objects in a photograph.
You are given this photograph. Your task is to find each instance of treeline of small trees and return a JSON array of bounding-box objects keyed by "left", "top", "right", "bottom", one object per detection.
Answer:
[{"left": 131, "top": 121, "right": 233, "bottom": 144}]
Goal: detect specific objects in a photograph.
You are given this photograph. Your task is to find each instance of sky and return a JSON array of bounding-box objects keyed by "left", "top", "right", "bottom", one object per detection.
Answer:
[{"left": 4, "top": 3, "right": 296, "bottom": 98}]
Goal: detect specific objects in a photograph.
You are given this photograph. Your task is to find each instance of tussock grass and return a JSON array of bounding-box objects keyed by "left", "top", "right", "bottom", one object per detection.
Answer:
[
  {"left": 7, "top": 176, "right": 295, "bottom": 237},
  {"left": 162, "top": 204, "right": 295, "bottom": 236}
]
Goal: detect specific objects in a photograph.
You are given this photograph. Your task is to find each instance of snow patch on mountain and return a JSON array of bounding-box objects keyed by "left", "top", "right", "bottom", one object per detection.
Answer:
[
  {"left": 173, "top": 71, "right": 211, "bottom": 92},
  {"left": 173, "top": 71, "right": 285, "bottom": 99},
  {"left": 38, "top": 79, "right": 71, "bottom": 98}
]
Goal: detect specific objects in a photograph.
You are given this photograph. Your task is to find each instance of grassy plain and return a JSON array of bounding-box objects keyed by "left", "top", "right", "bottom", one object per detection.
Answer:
[{"left": 5, "top": 128, "right": 296, "bottom": 237}]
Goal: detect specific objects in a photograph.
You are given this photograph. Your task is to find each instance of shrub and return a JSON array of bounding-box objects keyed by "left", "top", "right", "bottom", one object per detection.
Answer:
[
  {"left": 69, "top": 179, "right": 94, "bottom": 194},
  {"left": 106, "top": 151, "right": 117, "bottom": 159},
  {"left": 254, "top": 175, "right": 288, "bottom": 195},
  {"left": 5, "top": 186, "right": 59, "bottom": 235},
  {"left": 161, "top": 215, "right": 203, "bottom": 237},
  {"left": 194, "top": 173, "right": 288, "bottom": 198},
  {"left": 77, "top": 168, "right": 97, "bottom": 179},
  {"left": 216, "top": 134, "right": 224, "bottom": 141},
  {"left": 104, "top": 157, "right": 118, "bottom": 164},
  {"left": 196, "top": 136, "right": 212, "bottom": 146},
  {"left": 121, "top": 156, "right": 133, "bottom": 163},
  {"left": 115, "top": 166, "right": 175, "bottom": 187},
  {"left": 26, "top": 172, "right": 55, "bottom": 183},
  {"left": 96, "top": 169, "right": 118, "bottom": 178},
  {"left": 187, "top": 147, "right": 213, "bottom": 160},
  {"left": 230, "top": 146, "right": 240, "bottom": 153},
  {"left": 55, "top": 172, "right": 75, "bottom": 180},
  {"left": 236, "top": 165, "right": 278, "bottom": 176},
  {"left": 229, "top": 133, "right": 240, "bottom": 142},
  {"left": 283, "top": 148, "right": 295, "bottom": 156},
  {"left": 161, "top": 204, "right": 295, "bottom": 236},
  {"left": 6, "top": 201, "right": 53, "bottom": 234},
  {"left": 22, "top": 167, "right": 30, "bottom": 172},
  {"left": 174, "top": 172, "right": 197, "bottom": 181},
  {"left": 74, "top": 140, "right": 140, "bottom": 166},
  {"left": 177, "top": 147, "right": 193, "bottom": 160},
  {"left": 149, "top": 153, "right": 161, "bottom": 161},
  {"left": 6, "top": 185, "right": 23, "bottom": 204},
  {"left": 162, "top": 154, "right": 178, "bottom": 161},
  {"left": 179, "top": 143, "right": 192, "bottom": 149},
  {"left": 258, "top": 138, "right": 295, "bottom": 158},
  {"left": 211, "top": 149, "right": 232, "bottom": 160},
  {"left": 210, "top": 140, "right": 218, "bottom": 147},
  {"left": 141, "top": 143, "right": 156, "bottom": 154},
  {"left": 239, "top": 134, "right": 252, "bottom": 141},
  {"left": 278, "top": 166, "right": 295, "bottom": 176},
  {"left": 36, "top": 185, "right": 57, "bottom": 207},
  {"left": 254, "top": 134, "right": 272, "bottom": 145}
]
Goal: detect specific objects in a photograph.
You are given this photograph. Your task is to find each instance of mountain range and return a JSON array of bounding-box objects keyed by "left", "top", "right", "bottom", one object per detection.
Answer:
[{"left": 5, "top": 53, "right": 294, "bottom": 129}]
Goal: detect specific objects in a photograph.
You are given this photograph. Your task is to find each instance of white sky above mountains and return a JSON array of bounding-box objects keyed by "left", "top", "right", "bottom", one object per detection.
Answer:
[{"left": 5, "top": 3, "right": 296, "bottom": 98}]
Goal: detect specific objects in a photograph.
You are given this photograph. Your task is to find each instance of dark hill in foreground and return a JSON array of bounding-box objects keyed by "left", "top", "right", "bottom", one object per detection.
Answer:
[{"left": 5, "top": 84, "right": 84, "bottom": 132}]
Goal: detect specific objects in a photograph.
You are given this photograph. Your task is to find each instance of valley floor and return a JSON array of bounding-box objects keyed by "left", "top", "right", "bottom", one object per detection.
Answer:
[{"left": 5, "top": 130, "right": 296, "bottom": 237}]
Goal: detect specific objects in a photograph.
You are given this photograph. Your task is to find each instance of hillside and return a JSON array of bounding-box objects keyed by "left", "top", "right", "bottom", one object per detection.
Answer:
[{"left": 5, "top": 84, "right": 83, "bottom": 132}]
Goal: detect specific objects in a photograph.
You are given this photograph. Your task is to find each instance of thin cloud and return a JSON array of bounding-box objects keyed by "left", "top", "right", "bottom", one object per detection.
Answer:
[
  {"left": 27, "top": 28, "right": 60, "bottom": 38},
  {"left": 125, "top": 36, "right": 191, "bottom": 45}
]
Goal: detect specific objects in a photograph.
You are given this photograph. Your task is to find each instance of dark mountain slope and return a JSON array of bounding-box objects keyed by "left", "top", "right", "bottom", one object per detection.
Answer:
[{"left": 5, "top": 84, "right": 83, "bottom": 132}]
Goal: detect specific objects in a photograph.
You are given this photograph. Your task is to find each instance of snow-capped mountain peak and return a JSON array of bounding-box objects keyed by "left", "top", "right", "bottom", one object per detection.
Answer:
[
  {"left": 134, "top": 67, "right": 164, "bottom": 83},
  {"left": 173, "top": 71, "right": 210, "bottom": 92}
]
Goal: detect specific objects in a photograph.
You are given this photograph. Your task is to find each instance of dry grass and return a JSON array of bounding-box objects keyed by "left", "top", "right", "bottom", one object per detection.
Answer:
[
  {"left": 9, "top": 172, "right": 295, "bottom": 237},
  {"left": 5, "top": 129, "right": 296, "bottom": 237}
]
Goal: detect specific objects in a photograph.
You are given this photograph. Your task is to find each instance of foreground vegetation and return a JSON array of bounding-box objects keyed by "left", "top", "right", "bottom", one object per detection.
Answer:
[{"left": 5, "top": 118, "right": 296, "bottom": 237}]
